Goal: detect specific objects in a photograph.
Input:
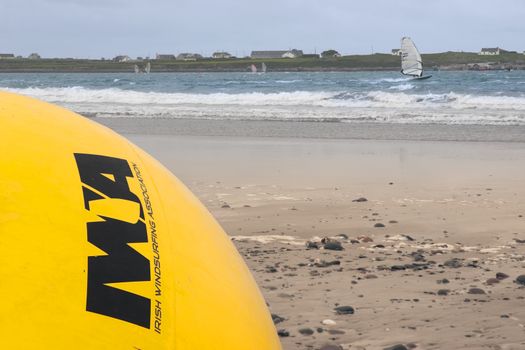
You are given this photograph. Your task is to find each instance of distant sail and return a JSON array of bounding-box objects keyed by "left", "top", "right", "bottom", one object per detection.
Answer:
[
  {"left": 145, "top": 62, "right": 151, "bottom": 74},
  {"left": 400, "top": 37, "right": 423, "bottom": 77},
  {"left": 134, "top": 64, "right": 139, "bottom": 74},
  {"left": 251, "top": 64, "right": 257, "bottom": 73},
  {"left": 261, "top": 62, "right": 267, "bottom": 73}
]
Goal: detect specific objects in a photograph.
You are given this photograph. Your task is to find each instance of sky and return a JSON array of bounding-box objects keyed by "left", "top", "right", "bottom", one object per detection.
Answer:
[{"left": 0, "top": 0, "right": 523, "bottom": 58}]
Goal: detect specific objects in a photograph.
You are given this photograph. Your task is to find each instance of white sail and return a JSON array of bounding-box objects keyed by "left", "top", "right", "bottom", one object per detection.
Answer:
[
  {"left": 400, "top": 37, "right": 423, "bottom": 77},
  {"left": 145, "top": 62, "right": 151, "bottom": 74},
  {"left": 261, "top": 62, "right": 267, "bottom": 73},
  {"left": 250, "top": 64, "right": 257, "bottom": 73},
  {"left": 134, "top": 64, "right": 139, "bottom": 74}
]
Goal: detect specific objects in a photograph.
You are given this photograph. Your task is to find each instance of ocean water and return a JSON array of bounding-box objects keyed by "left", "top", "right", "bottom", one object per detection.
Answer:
[{"left": 1, "top": 71, "right": 525, "bottom": 126}]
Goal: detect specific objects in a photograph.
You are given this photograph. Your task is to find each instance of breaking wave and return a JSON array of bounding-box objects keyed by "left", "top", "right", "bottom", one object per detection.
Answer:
[{"left": 4, "top": 86, "right": 525, "bottom": 125}]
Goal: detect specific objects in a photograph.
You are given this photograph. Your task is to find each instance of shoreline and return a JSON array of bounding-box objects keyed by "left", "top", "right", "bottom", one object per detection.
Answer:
[{"left": 96, "top": 117, "right": 525, "bottom": 143}]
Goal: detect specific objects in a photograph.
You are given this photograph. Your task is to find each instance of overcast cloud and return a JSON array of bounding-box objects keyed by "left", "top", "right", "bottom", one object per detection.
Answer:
[{"left": 0, "top": 0, "right": 523, "bottom": 58}]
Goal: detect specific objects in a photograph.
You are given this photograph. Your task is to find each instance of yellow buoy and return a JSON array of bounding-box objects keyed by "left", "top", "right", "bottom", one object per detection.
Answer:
[{"left": 0, "top": 91, "right": 281, "bottom": 349}]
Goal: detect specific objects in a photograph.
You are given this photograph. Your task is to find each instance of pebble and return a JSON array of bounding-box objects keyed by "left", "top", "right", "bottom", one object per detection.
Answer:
[
  {"left": 323, "top": 241, "right": 344, "bottom": 251},
  {"left": 271, "top": 314, "right": 285, "bottom": 325},
  {"left": 516, "top": 275, "right": 525, "bottom": 285},
  {"left": 352, "top": 197, "right": 368, "bottom": 202},
  {"left": 334, "top": 306, "right": 355, "bottom": 315},
  {"left": 496, "top": 272, "right": 509, "bottom": 280},
  {"left": 277, "top": 329, "right": 289, "bottom": 337},
  {"left": 298, "top": 327, "right": 314, "bottom": 335},
  {"left": 468, "top": 288, "right": 486, "bottom": 295},
  {"left": 320, "top": 345, "right": 343, "bottom": 350},
  {"left": 374, "top": 223, "right": 386, "bottom": 228},
  {"left": 437, "top": 289, "right": 450, "bottom": 296},
  {"left": 221, "top": 203, "right": 231, "bottom": 208},
  {"left": 383, "top": 345, "right": 408, "bottom": 350},
  {"left": 486, "top": 278, "right": 500, "bottom": 285},
  {"left": 322, "top": 319, "right": 337, "bottom": 325},
  {"left": 444, "top": 258, "right": 463, "bottom": 268}
]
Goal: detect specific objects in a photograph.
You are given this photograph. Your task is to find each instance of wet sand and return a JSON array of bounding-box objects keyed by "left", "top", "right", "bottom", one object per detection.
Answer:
[{"left": 127, "top": 133, "right": 525, "bottom": 350}]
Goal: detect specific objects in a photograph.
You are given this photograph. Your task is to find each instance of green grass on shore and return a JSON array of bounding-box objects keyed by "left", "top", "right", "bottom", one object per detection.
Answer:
[{"left": 0, "top": 52, "right": 524, "bottom": 73}]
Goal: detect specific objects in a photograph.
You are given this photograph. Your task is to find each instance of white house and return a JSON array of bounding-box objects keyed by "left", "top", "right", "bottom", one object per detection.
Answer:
[
  {"left": 113, "top": 55, "right": 132, "bottom": 62},
  {"left": 391, "top": 49, "right": 401, "bottom": 56},
  {"left": 251, "top": 49, "right": 303, "bottom": 59},
  {"left": 479, "top": 48, "right": 500, "bottom": 55},
  {"left": 28, "top": 53, "right": 41, "bottom": 59},
  {"left": 0, "top": 53, "right": 15, "bottom": 59}
]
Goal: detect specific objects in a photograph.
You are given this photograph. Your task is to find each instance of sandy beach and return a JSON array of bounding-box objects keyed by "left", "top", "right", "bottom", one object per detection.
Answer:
[{"left": 98, "top": 120, "right": 525, "bottom": 350}]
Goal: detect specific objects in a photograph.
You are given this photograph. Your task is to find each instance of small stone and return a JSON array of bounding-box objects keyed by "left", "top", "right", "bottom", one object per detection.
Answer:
[
  {"left": 444, "top": 258, "right": 463, "bottom": 268},
  {"left": 365, "top": 274, "right": 378, "bottom": 279},
  {"left": 468, "top": 288, "right": 486, "bottom": 295},
  {"left": 496, "top": 272, "right": 509, "bottom": 280},
  {"left": 437, "top": 278, "right": 450, "bottom": 284},
  {"left": 515, "top": 275, "right": 525, "bottom": 285},
  {"left": 322, "top": 319, "right": 337, "bottom": 326},
  {"left": 334, "top": 306, "right": 355, "bottom": 315},
  {"left": 271, "top": 314, "right": 285, "bottom": 325},
  {"left": 221, "top": 203, "right": 231, "bottom": 208},
  {"left": 374, "top": 223, "right": 385, "bottom": 228},
  {"left": 320, "top": 345, "right": 343, "bottom": 350},
  {"left": 352, "top": 197, "right": 368, "bottom": 202},
  {"left": 437, "top": 289, "right": 450, "bottom": 296},
  {"left": 323, "top": 241, "right": 344, "bottom": 251},
  {"left": 486, "top": 278, "right": 500, "bottom": 285},
  {"left": 298, "top": 327, "right": 314, "bottom": 335},
  {"left": 383, "top": 345, "right": 408, "bottom": 350},
  {"left": 327, "top": 329, "right": 345, "bottom": 335},
  {"left": 277, "top": 329, "right": 289, "bottom": 337}
]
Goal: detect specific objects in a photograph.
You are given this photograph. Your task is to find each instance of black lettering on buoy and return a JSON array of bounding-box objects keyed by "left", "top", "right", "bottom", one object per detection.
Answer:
[{"left": 74, "top": 153, "right": 151, "bottom": 329}]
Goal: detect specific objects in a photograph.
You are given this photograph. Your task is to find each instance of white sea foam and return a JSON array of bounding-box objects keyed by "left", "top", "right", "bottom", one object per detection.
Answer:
[{"left": 4, "top": 86, "right": 525, "bottom": 125}]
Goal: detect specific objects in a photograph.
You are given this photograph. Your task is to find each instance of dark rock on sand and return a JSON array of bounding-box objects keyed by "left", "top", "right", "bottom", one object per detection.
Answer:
[
  {"left": 221, "top": 203, "right": 231, "bottom": 208},
  {"left": 320, "top": 345, "right": 343, "bottom": 350},
  {"left": 486, "top": 278, "right": 500, "bottom": 285},
  {"left": 277, "top": 329, "right": 289, "bottom": 337},
  {"left": 384, "top": 345, "right": 408, "bottom": 350},
  {"left": 314, "top": 259, "right": 341, "bottom": 268},
  {"left": 352, "top": 197, "right": 368, "bottom": 202},
  {"left": 298, "top": 327, "right": 314, "bottom": 335},
  {"left": 323, "top": 241, "right": 344, "bottom": 251},
  {"left": 468, "top": 288, "right": 486, "bottom": 295},
  {"left": 271, "top": 313, "right": 285, "bottom": 324},
  {"left": 437, "top": 289, "right": 450, "bottom": 296},
  {"left": 444, "top": 258, "right": 463, "bottom": 268},
  {"left": 334, "top": 306, "right": 355, "bottom": 315},
  {"left": 496, "top": 272, "right": 510, "bottom": 280},
  {"left": 515, "top": 275, "right": 525, "bottom": 285},
  {"left": 374, "top": 223, "right": 386, "bottom": 228}
]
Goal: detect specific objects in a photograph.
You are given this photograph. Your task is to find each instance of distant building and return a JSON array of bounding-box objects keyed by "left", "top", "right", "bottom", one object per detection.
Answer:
[
  {"left": 0, "top": 53, "right": 15, "bottom": 59},
  {"left": 176, "top": 53, "right": 203, "bottom": 61},
  {"left": 113, "top": 55, "right": 131, "bottom": 62},
  {"left": 479, "top": 48, "right": 500, "bottom": 55},
  {"left": 391, "top": 49, "right": 401, "bottom": 56},
  {"left": 282, "top": 49, "right": 303, "bottom": 58},
  {"left": 212, "top": 51, "right": 233, "bottom": 59},
  {"left": 156, "top": 54, "right": 176, "bottom": 60},
  {"left": 28, "top": 53, "right": 41, "bottom": 59},
  {"left": 250, "top": 49, "right": 303, "bottom": 59}
]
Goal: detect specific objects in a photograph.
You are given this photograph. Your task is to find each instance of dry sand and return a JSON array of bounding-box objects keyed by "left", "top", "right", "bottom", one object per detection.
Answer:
[{"left": 128, "top": 134, "right": 525, "bottom": 350}]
